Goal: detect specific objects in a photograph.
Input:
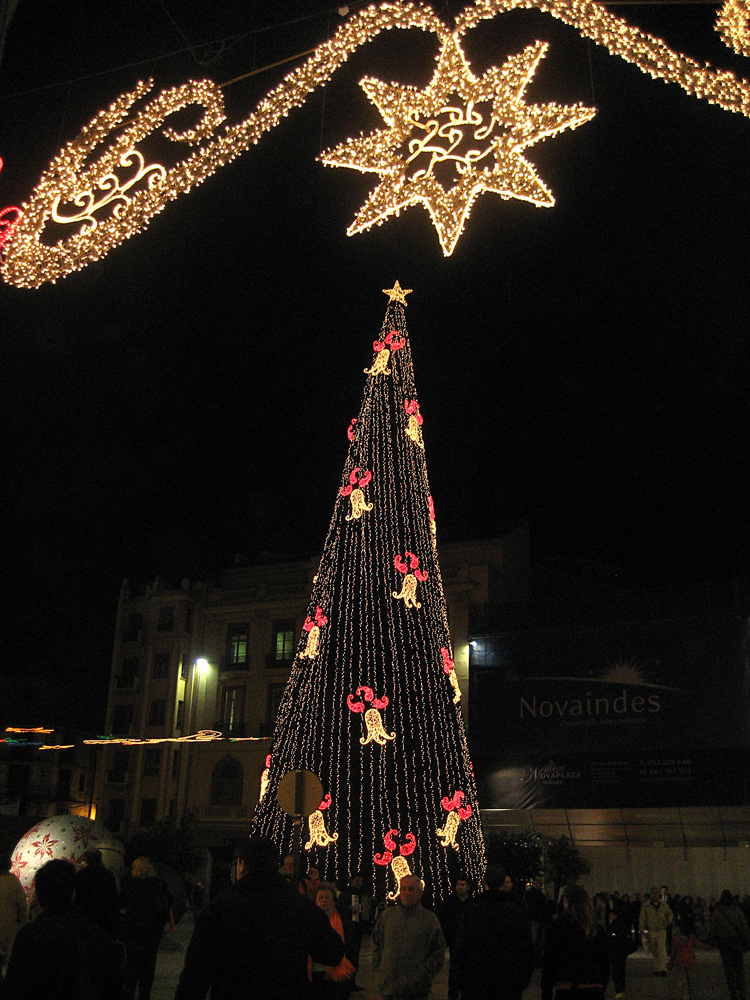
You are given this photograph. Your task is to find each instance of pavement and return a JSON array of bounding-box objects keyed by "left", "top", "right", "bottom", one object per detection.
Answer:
[{"left": 152, "top": 915, "right": 741, "bottom": 999}]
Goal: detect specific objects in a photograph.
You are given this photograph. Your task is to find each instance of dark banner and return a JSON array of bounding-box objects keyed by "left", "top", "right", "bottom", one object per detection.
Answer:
[
  {"left": 474, "top": 749, "right": 750, "bottom": 808},
  {"left": 469, "top": 617, "right": 750, "bottom": 759}
]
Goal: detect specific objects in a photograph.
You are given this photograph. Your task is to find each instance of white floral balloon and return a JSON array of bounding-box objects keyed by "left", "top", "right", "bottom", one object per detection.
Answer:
[{"left": 11, "top": 815, "right": 124, "bottom": 900}]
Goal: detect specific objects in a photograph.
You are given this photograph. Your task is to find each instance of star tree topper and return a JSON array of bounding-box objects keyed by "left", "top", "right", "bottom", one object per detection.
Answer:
[
  {"left": 383, "top": 280, "right": 412, "bottom": 305},
  {"left": 320, "top": 33, "right": 596, "bottom": 255}
]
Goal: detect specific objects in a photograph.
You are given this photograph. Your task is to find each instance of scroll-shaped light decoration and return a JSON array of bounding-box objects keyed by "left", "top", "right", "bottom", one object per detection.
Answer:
[
  {"left": 441, "top": 647, "right": 462, "bottom": 704},
  {"left": 364, "top": 329, "right": 406, "bottom": 376},
  {"left": 374, "top": 828, "right": 418, "bottom": 900},
  {"left": 340, "top": 467, "right": 374, "bottom": 521},
  {"left": 347, "top": 686, "right": 395, "bottom": 746},
  {"left": 305, "top": 793, "right": 339, "bottom": 849},
  {"left": 404, "top": 398, "right": 424, "bottom": 449},
  {"left": 393, "top": 552, "right": 428, "bottom": 609},
  {"left": 259, "top": 753, "right": 272, "bottom": 800},
  {"left": 300, "top": 606, "right": 328, "bottom": 660},
  {"left": 320, "top": 33, "right": 596, "bottom": 255},
  {"left": 436, "top": 790, "right": 473, "bottom": 849},
  {"left": 716, "top": 0, "right": 750, "bottom": 56},
  {"left": 347, "top": 418, "right": 358, "bottom": 442}
]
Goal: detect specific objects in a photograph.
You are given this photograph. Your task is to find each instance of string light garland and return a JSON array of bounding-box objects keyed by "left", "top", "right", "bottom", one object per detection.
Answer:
[
  {"left": 716, "top": 0, "right": 750, "bottom": 57},
  {"left": 250, "top": 288, "right": 486, "bottom": 903},
  {"left": 4, "top": 0, "right": 750, "bottom": 286},
  {"left": 320, "top": 34, "right": 595, "bottom": 254},
  {"left": 82, "top": 728, "right": 266, "bottom": 745}
]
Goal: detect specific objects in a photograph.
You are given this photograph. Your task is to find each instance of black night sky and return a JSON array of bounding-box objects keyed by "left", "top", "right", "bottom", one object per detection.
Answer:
[{"left": 1, "top": 0, "right": 749, "bottom": 729}]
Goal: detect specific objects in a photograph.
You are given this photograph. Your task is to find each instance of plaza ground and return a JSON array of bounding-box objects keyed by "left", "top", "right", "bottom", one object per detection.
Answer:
[{"left": 152, "top": 912, "right": 741, "bottom": 999}]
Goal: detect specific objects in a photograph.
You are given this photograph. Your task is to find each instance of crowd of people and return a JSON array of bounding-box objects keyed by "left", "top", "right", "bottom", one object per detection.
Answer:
[{"left": 3, "top": 839, "right": 750, "bottom": 1000}]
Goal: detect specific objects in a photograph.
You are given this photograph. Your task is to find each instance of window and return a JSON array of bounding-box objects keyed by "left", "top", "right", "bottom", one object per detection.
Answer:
[
  {"left": 148, "top": 700, "right": 166, "bottom": 726},
  {"left": 221, "top": 686, "right": 246, "bottom": 735},
  {"left": 140, "top": 798, "right": 157, "bottom": 827},
  {"left": 226, "top": 625, "right": 249, "bottom": 669},
  {"left": 56, "top": 769, "right": 71, "bottom": 799},
  {"left": 168, "top": 798, "right": 176, "bottom": 822},
  {"left": 6, "top": 764, "right": 30, "bottom": 797},
  {"left": 172, "top": 750, "right": 180, "bottom": 778},
  {"left": 210, "top": 756, "right": 244, "bottom": 806},
  {"left": 153, "top": 652, "right": 170, "bottom": 679},
  {"left": 112, "top": 703, "right": 134, "bottom": 735},
  {"left": 117, "top": 657, "right": 139, "bottom": 688},
  {"left": 185, "top": 607, "right": 193, "bottom": 632},
  {"left": 122, "top": 613, "right": 142, "bottom": 642},
  {"left": 272, "top": 620, "right": 295, "bottom": 664},
  {"left": 106, "top": 799, "right": 125, "bottom": 832},
  {"left": 143, "top": 747, "right": 161, "bottom": 776},
  {"left": 180, "top": 654, "right": 188, "bottom": 680},
  {"left": 157, "top": 606, "right": 174, "bottom": 631},
  {"left": 107, "top": 751, "right": 128, "bottom": 784},
  {"left": 264, "top": 683, "right": 286, "bottom": 735},
  {"left": 175, "top": 700, "right": 184, "bottom": 730}
]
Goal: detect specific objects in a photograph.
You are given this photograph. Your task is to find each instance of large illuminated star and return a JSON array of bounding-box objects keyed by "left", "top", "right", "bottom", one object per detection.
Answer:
[{"left": 320, "top": 33, "right": 595, "bottom": 255}]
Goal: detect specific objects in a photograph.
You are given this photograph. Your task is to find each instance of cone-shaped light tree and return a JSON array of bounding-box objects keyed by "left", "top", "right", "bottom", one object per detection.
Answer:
[{"left": 251, "top": 283, "right": 485, "bottom": 903}]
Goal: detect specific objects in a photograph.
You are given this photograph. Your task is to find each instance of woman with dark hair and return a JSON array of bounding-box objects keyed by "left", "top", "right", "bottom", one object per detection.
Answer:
[
  {"left": 542, "top": 885, "right": 609, "bottom": 1000},
  {"left": 709, "top": 889, "right": 750, "bottom": 1000}
]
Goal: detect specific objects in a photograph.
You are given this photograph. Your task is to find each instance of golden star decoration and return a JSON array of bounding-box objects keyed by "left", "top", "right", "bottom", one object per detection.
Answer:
[
  {"left": 383, "top": 280, "right": 412, "bottom": 305},
  {"left": 320, "top": 33, "right": 596, "bottom": 256}
]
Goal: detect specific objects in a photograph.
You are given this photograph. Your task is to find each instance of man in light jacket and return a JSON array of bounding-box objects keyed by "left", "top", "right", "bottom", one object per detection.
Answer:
[
  {"left": 372, "top": 875, "right": 445, "bottom": 1000},
  {"left": 639, "top": 885, "right": 673, "bottom": 976}
]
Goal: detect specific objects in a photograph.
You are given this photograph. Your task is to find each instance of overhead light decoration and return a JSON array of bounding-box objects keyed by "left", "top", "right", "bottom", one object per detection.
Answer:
[
  {"left": 2, "top": 0, "right": 750, "bottom": 286},
  {"left": 83, "top": 728, "right": 265, "bottom": 745},
  {"left": 716, "top": 0, "right": 750, "bottom": 57},
  {"left": 320, "top": 36, "right": 595, "bottom": 254}
]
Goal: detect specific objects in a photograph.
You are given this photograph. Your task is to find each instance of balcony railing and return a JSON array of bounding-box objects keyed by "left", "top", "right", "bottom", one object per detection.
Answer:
[{"left": 196, "top": 804, "right": 251, "bottom": 822}]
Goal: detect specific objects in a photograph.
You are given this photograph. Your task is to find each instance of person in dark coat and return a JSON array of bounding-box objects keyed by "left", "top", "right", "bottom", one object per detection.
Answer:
[
  {"left": 525, "top": 877, "right": 548, "bottom": 967},
  {"left": 74, "top": 848, "right": 120, "bottom": 940},
  {"left": 436, "top": 875, "right": 472, "bottom": 1000},
  {"left": 174, "top": 836, "right": 344, "bottom": 1000},
  {"left": 709, "top": 888, "right": 750, "bottom": 1000},
  {"left": 3, "top": 858, "right": 122, "bottom": 1000},
  {"left": 608, "top": 898, "right": 637, "bottom": 999},
  {"left": 120, "top": 856, "right": 171, "bottom": 1000},
  {"left": 542, "top": 884, "right": 609, "bottom": 1000},
  {"left": 452, "top": 864, "right": 534, "bottom": 1000}
]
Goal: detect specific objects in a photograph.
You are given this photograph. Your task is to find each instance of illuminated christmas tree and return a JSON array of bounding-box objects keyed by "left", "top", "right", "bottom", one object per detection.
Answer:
[{"left": 251, "top": 282, "right": 485, "bottom": 903}]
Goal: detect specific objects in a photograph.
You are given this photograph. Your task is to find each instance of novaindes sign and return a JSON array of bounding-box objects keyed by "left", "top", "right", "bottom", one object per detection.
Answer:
[{"left": 469, "top": 616, "right": 750, "bottom": 807}]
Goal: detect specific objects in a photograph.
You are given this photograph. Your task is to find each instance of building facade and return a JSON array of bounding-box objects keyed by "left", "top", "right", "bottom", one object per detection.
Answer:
[{"left": 93, "top": 526, "right": 530, "bottom": 881}]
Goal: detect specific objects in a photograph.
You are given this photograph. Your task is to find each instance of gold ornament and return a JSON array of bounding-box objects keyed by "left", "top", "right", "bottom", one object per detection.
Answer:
[
  {"left": 436, "top": 810, "right": 463, "bottom": 849},
  {"left": 305, "top": 794, "right": 339, "bottom": 849},
  {"left": 383, "top": 280, "right": 412, "bottom": 305},
  {"left": 320, "top": 33, "right": 595, "bottom": 255},
  {"left": 300, "top": 607, "right": 327, "bottom": 660},
  {"left": 346, "top": 488, "right": 374, "bottom": 521},
  {"left": 436, "top": 791, "right": 473, "bottom": 849},
  {"left": 361, "top": 707, "right": 397, "bottom": 746},
  {"left": 364, "top": 348, "right": 391, "bottom": 376}
]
